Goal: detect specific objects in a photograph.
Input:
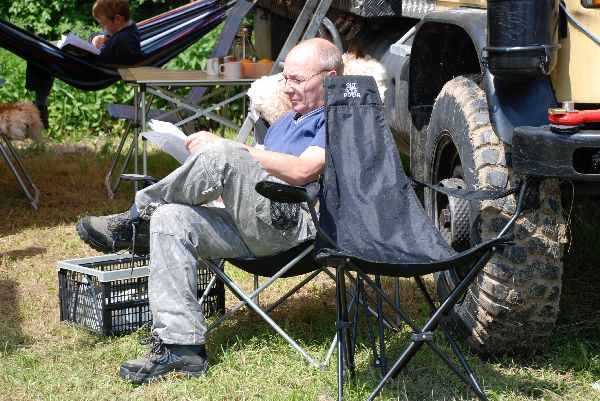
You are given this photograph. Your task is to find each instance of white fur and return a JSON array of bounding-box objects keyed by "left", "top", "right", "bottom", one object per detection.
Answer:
[
  {"left": 247, "top": 73, "right": 292, "bottom": 125},
  {"left": 342, "top": 53, "right": 387, "bottom": 102},
  {"left": 246, "top": 54, "right": 387, "bottom": 125},
  {"left": 0, "top": 103, "right": 44, "bottom": 140}
]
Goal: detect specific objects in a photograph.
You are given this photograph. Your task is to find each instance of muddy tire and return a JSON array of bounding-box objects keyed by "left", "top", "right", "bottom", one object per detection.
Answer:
[{"left": 424, "top": 75, "right": 567, "bottom": 355}]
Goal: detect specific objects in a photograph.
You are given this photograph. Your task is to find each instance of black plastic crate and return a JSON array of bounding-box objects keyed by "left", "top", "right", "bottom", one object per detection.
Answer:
[{"left": 57, "top": 254, "right": 225, "bottom": 335}]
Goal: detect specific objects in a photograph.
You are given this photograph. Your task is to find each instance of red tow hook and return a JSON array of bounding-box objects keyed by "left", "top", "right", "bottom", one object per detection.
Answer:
[{"left": 548, "top": 109, "right": 600, "bottom": 125}]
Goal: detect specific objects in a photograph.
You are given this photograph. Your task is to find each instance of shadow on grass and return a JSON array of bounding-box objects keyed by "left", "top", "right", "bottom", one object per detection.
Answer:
[
  {"left": 0, "top": 146, "right": 179, "bottom": 237},
  {"left": 0, "top": 247, "right": 46, "bottom": 261},
  {"left": 0, "top": 279, "right": 27, "bottom": 356}
]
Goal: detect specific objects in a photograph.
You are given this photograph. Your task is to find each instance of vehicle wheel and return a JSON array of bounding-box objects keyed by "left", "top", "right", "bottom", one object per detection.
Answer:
[{"left": 424, "top": 75, "right": 567, "bottom": 355}]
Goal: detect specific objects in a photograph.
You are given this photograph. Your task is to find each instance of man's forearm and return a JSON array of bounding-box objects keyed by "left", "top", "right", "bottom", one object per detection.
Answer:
[
  {"left": 248, "top": 147, "right": 323, "bottom": 186},
  {"left": 184, "top": 133, "right": 324, "bottom": 186}
]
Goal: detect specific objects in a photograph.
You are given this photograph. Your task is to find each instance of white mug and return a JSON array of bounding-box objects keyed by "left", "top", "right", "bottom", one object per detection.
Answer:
[
  {"left": 205, "top": 57, "right": 221, "bottom": 75},
  {"left": 219, "top": 61, "right": 242, "bottom": 78}
]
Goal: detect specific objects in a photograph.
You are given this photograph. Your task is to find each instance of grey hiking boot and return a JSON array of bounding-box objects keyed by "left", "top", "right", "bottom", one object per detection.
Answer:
[
  {"left": 75, "top": 211, "right": 150, "bottom": 255},
  {"left": 119, "top": 334, "right": 208, "bottom": 384}
]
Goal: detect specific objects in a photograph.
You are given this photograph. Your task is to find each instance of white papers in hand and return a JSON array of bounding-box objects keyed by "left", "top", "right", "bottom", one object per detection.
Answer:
[{"left": 142, "top": 120, "right": 190, "bottom": 164}]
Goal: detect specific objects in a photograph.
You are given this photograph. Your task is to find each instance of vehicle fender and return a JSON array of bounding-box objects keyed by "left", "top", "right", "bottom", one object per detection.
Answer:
[{"left": 410, "top": 9, "right": 557, "bottom": 145}]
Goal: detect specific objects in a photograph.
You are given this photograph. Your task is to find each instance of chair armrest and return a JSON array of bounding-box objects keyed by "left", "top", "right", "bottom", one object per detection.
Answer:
[
  {"left": 255, "top": 181, "right": 311, "bottom": 203},
  {"left": 121, "top": 173, "right": 158, "bottom": 187}
]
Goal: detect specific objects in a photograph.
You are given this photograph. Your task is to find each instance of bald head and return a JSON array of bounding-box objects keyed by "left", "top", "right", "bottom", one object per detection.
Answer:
[
  {"left": 287, "top": 38, "right": 343, "bottom": 75},
  {"left": 281, "top": 38, "right": 342, "bottom": 115}
]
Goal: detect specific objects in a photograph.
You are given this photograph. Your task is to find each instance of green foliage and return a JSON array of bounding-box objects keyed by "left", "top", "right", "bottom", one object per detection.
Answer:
[
  {"left": 0, "top": 0, "right": 191, "bottom": 38},
  {"left": 0, "top": 1, "right": 229, "bottom": 141},
  {"left": 2, "top": 0, "right": 96, "bottom": 38}
]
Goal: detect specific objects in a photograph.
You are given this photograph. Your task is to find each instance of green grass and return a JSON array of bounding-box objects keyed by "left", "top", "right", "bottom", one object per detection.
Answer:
[{"left": 1, "top": 140, "right": 600, "bottom": 401}]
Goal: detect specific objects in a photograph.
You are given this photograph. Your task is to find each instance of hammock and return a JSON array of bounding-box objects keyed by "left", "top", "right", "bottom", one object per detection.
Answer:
[{"left": 0, "top": 0, "right": 231, "bottom": 91}]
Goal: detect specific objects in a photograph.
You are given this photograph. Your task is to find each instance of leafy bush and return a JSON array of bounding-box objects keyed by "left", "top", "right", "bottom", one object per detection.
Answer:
[
  {"left": 0, "top": 0, "right": 191, "bottom": 38},
  {"left": 0, "top": 1, "right": 228, "bottom": 141}
]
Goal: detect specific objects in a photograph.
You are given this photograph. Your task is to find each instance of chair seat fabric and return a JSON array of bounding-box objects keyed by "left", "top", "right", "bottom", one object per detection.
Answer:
[
  {"left": 226, "top": 240, "right": 319, "bottom": 278},
  {"left": 317, "top": 235, "right": 511, "bottom": 277}
]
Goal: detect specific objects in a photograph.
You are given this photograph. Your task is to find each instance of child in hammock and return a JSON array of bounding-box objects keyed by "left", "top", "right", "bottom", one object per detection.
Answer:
[
  {"left": 89, "top": 0, "right": 144, "bottom": 64},
  {"left": 26, "top": 0, "right": 144, "bottom": 128}
]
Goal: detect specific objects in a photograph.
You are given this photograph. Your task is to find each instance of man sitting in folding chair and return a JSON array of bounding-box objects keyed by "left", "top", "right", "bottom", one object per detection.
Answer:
[{"left": 74, "top": 38, "right": 343, "bottom": 384}]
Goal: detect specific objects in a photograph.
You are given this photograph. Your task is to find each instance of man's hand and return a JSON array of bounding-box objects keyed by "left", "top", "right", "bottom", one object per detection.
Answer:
[
  {"left": 91, "top": 35, "right": 107, "bottom": 49},
  {"left": 184, "top": 131, "right": 222, "bottom": 154}
]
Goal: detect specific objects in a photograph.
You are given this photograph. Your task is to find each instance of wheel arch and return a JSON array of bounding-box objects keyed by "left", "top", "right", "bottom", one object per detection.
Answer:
[
  {"left": 408, "top": 10, "right": 486, "bottom": 112},
  {"left": 408, "top": 8, "right": 557, "bottom": 147}
]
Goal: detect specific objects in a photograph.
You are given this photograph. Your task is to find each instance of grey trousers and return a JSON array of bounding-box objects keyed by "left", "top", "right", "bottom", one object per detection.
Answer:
[{"left": 135, "top": 140, "right": 316, "bottom": 345}]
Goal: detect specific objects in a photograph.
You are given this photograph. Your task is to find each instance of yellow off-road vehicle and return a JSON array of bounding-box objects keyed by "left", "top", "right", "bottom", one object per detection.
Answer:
[{"left": 253, "top": 0, "right": 599, "bottom": 356}]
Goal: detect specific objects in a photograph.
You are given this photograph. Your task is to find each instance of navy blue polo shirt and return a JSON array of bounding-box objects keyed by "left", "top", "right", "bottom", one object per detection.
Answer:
[{"left": 264, "top": 108, "right": 326, "bottom": 155}]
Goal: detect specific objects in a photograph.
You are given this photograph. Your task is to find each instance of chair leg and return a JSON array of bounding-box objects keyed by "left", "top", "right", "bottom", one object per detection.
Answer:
[
  {"left": 204, "top": 259, "right": 324, "bottom": 368},
  {"left": 105, "top": 120, "right": 135, "bottom": 199},
  {"left": 393, "top": 277, "right": 401, "bottom": 327},
  {"left": 331, "top": 257, "right": 354, "bottom": 401},
  {"left": 374, "top": 275, "right": 388, "bottom": 375},
  {"left": 366, "top": 251, "right": 495, "bottom": 401},
  {"left": 253, "top": 274, "right": 260, "bottom": 305},
  {"left": 0, "top": 136, "right": 40, "bottom": 209},
  {"left": 441, "top": 323, "right": 488, "bottom": 400},
  {"left": 413, "top": 276, "right": 489, "bottom": 400},
  {"left": 339, "top": 269, "right": 399, "bottom": 332}
]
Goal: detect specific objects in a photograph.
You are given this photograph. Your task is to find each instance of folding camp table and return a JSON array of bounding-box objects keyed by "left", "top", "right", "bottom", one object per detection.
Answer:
[{"left": 118, "top": 66, "right": 254, "bottom": 186}]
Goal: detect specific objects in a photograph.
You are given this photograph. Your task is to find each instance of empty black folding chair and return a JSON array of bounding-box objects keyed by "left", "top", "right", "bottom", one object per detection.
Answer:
[{"left": 256, "top": 75, "right": 530, "bottom": 400}]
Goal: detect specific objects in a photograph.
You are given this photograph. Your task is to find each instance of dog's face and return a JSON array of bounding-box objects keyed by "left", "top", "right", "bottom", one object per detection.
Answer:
[
  {"left": 246, "top": 54, "right": 387, "bottom": 125},
  {"left": 247, "top": 73, "right": 292, "bottom": 124}
]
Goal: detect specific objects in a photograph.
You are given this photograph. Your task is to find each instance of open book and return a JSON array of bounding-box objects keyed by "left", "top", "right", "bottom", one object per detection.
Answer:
[
  {"left": 142, "top": 120, "right": 190, "bottom": 164},
  {"left": 56, "top": 33, "right": 101, "bottom": 55}
]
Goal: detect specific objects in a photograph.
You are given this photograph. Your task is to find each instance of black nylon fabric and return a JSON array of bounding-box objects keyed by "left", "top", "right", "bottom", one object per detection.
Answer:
[
  {"left": 409, "top": 177, "right": 519, "bottom": 201},
  {"left": 226, "top": 240, "right": 318, "bottom": 278},
  {"left": 313, "top": 76, "right": 516, "bottom": 276}
]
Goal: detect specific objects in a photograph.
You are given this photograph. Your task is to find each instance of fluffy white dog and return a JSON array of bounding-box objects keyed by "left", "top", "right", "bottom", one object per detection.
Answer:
[
  {"left": 341, "top": 52, "right": 387, "bottom": 102},
  {"left": 247, "top": 72, "right": 291, "bottom": 125},
  {"left": 0, "top": 102, "right": 44, "bottom": 140}
]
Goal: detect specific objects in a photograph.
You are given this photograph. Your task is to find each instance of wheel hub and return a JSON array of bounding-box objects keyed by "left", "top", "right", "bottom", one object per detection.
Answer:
[{"left": 438, "top": 178, "right": 470, "bottom": 251}]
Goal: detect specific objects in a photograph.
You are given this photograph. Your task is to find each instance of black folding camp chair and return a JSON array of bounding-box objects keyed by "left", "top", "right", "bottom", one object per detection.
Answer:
[
  {"left": 198, "top": 204, "right": 395, "bottom": 369},
  {"left": 256, "top": 76, "right": 530, "bottom": 400}
]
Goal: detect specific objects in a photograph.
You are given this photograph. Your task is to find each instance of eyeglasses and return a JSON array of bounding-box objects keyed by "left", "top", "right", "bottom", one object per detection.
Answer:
[{"left": 279, "top": 70, "right": 328, "bottom": 89}]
